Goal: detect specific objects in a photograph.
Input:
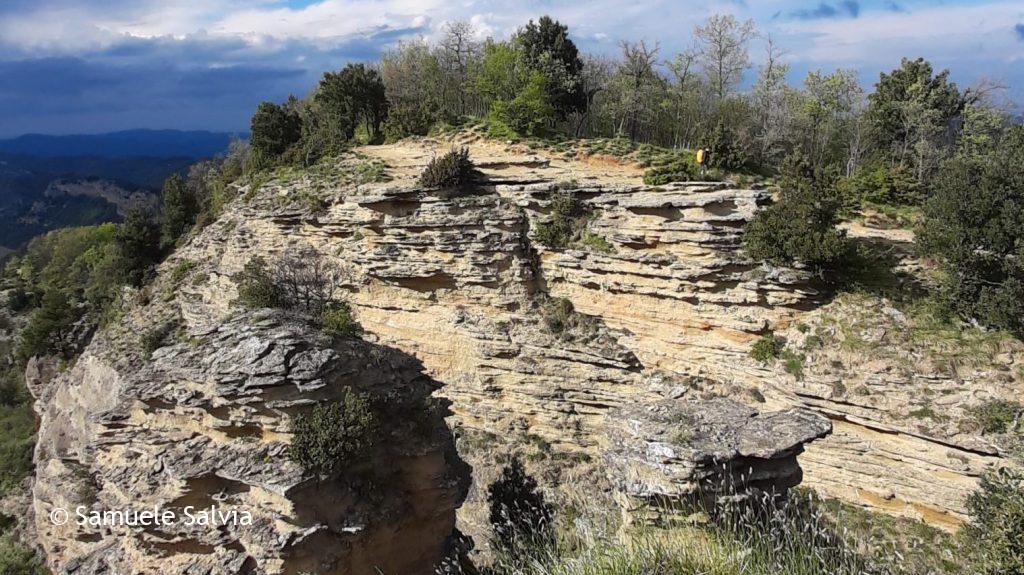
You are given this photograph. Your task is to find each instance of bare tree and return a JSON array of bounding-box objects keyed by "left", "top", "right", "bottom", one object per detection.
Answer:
[
  {"left": 275, "top": 249, "right": 351, "bottom": 316},
  {"left": 437, "top": 21, "right": 481, "bottom": 118},
  {"left": 752, "top": 36, "right": 792, "bottom": 162},
  {"left": 613, "top": 40, "right": 662, "bottom": 141},
  {"left": 665, "top": 49, "right": 700, "bottom": 148},
  {"left": 694, "top": 15, "right": 756, "bottom": 102}
]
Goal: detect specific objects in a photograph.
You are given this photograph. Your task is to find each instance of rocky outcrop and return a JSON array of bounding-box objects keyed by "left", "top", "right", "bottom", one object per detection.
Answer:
[
  {"left": 604, "top": 398, "right": 831, "bottom": 523},
  {"left": 31, "top": 308, "right": 469, "bottom": 575},
  {"left": 144, "top": 136, "right": 1015, "bottom": 532}
]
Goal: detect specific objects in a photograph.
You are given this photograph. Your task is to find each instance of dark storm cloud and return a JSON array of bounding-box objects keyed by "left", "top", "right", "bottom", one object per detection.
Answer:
[{"left": 0, "top": 24, "right": 423, "bottom": 136}]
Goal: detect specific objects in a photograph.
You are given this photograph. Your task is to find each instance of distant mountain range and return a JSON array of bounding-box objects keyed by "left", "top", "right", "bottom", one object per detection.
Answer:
[
  {"left": 0, "top": 129, "right": 242, "bottom": 252},
  {"left": 0, "top": 129, "right": 244, "bottom": 159}
]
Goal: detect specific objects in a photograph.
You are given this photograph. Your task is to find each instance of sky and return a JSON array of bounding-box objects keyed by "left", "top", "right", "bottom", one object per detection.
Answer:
[{"left": 1, "top": 0, "right": 1022, "bottom": 137}]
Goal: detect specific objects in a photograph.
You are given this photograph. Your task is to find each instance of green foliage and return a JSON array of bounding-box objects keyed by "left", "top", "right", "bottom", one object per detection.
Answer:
[
  {"left": 140, "top": 320, "right": 178, "bottom": 359},
  {"left": 320, "top": 303, "right": 361, "bottom": 339},
  {"left": 743, "top": 153, "right": 850, "bottom": 270},
  {"left": 642, "top": 156, "right": 701, "bottom": 185},
  {"left": 231, "top": 256, "right": 282, "bottom": 310},
  {"left": 534, "top": 192, "right": 587, "bottom": 249},
  {"left": 169, "top": 259, "right": 196, "bottom": 285},
  {"left": 113, "top": 205, "right": 161, "bottom": 287},
  {"left": 489, "top": 73, "right": 556, "bottom": 138},
  {"left": 250, "top": 101, "right": 302, "bottom": 159},
  {"left": 317, "top": 64, "right": 388, "bottom": 144},
  {"left": 487, "top": 457, "right": 554, "bottom": 557},
  {"left": 512, "top": 16, "right": 586, "bottom": 119},
  {"left": 418, "top": 147, "right": 477, "bottom": 188},
  {"left": 159, "top": 173, "right": 198, "bottom": 248},
  {"left": 918, "top": 127, "right": 1024, "bottom": 335},
  {"left": 706, "top": 121, "right": 751, "bottom": 171},
  {"left": 380, "top": 42, "right": 447, "bottom": 140},
  {"left": 0, "top": 533, "right": 45, "bottom": 575},
  {"left": 289, "top": 391, "right": 378, "bottom": 476},
  {"left": 17, "top": 289, "right": 78, "bottom": 360},
  {"left": 867, "top": 58, "right": 963, "bottom": 168},
  {"left": 965, "top": 468, "right": 1024, "bottom": 575},
  {"left": 968, "top": 400, "right": 1022, "bottom": 435},
  {"left": 0, "top": 400, "right": 36, "bottom": 497},
  {"left": 845, "top": 164, "right": 924, "bottom": 207},
  {"left": 750, "top": 334, "right": 784, "bottom": 363}
]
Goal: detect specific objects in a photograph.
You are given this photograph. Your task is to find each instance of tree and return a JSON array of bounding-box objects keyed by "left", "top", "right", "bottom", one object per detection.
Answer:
[
  {"left": 513, "top": 16, "right": 586, "bottom": 119},
  {"left": 18, "top": 289, "right": 78, "bottom": 359},
  {"left": 918, "top": 126, "right": 1024, "bottom": 335},
  {"left": 317, "top": 64, "right": 389, "bottom": 143},
  {"left": 381, "top": 41, "right": 447, "bottom": 139},
  {"left": 159, "top": 173, "right": 197, "bottom": 248},
  {"left": 249, "top": 101, "right": 302, "bottom": 160},
  {"left": 867, "top": 58, "right": 964, "bottom": 178},
  {"left": 612, "top": 41, "right": 663, "bottom": 141},
  {"left": 487, "top": 457, "right": 554, "bottom": 556},
  {"left": 437, "top": 21, "right": 480, "bottom": 118},
  {"left": 694, "top": 15, "right": 756, "bottom": 102},
  {"left": 797, "top": 69, "right": 863, "bottom": 170},
  {"left": 743, "top": 153, "right": 849, "bottom": 270},
  {"left": 113, "top": 204, "right": 161, "bottom": 287},
  {"left": 289, "top": 391, "right": 379, "bottom": 476}
]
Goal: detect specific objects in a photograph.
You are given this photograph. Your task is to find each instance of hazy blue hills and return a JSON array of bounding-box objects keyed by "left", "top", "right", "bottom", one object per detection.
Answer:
[
  {"left": 0, "top": 129, "right": 242, "bottom": 159},
  {"left": 0, "top": 129, "right": 241, "bottom": 252}
]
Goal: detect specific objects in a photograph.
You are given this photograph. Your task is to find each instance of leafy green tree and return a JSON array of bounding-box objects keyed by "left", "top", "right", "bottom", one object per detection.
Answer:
[
  {"left": 918, "top": 126, "right": 1024, "bottom": 335},
  {"left": 867, "top": 58, "right": 963, "bottom": 176},
  {"left": 114, "top": 205, "right": 161, "bottom": 287},
  {"left": 381, "top": 42, "right": 447, "bottom": 139},
  {"left": 489, "top": 72, "right": 555, "bottom": 137},
  {"left": 744, "top": 153, "right": 849, "bottom": 270},
  {"left": 513, "top": 16, "right": 585, "bottom": 118},
  {"left": 249, "top": 101, "right": 302, "bottom": 160},
  {"left": 317, "top": 64, "right": 388, "bottom": 143},
  {"left": 159, "top": 173, "right": 197, "bottom": 248},
  {"left": 474, "top": 42, "right": 557, "bottom": 137},
  {"left": 18, "top": 289, "right": 78, "bottom": 359}
]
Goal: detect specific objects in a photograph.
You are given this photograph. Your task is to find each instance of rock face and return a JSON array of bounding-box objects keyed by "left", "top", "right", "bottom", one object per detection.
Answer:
[
  {"left": 604, "top": 398, "right": 831, "bottom": 522},
  {"left": 31, "top": 308, "right": 469, "bottom": 575},
  {"left": 31, "top": 133, "right": 1022, "bottom": 575}
]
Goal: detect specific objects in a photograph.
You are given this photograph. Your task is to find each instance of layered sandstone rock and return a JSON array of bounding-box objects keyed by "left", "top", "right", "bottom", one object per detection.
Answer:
[
  {"left": 30, "top": 307, "right": 469, "bottom": 575},
  {"left": 604, "top": 398, "right": 831, "bottom": 523},
  {"left": 149, "top": 135, "right": 1016, "bottom": 531}
]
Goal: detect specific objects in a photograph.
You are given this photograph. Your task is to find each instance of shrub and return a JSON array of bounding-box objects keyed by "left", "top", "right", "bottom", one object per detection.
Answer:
[
  {"left": 4, "top": 287, "right": 30, "bottom": 313},
  {"left": 534, "top": 191, "right": 587, "bottom": 249},
  {"left": 250, "top": 101, "right": 302, "bottom": 159},
  {"left": 419, "top": 147, "right": 476, "bottom": 188},
  {"left": 918, "top": 128, "right": 1024, "bottom": 336},
  {"left": 750, "top": 334, "right": 784, "bottom": 363},
  {"left": 289, "top": 391, "right": 378, "bottom": 476},
  {"left": 320, "top": 303, "right": 361, "bottom": 339},
  {"left": 847, "top": 164, "right": 924, "bottom": 207},
  {"left": 643, "top": 157, "right": 702, "bottom": 185},
  {"left": 274, "top": 250, "right": 346, "bottom": 316},
  {"left": 141, "top": 320, "right": 178, "bottom": 359},
  {"left": 487, "top": 457, "right": 554, "bottom": 557},
  {"left": 0, "top": 533, "right": 45, "bottom": 575},
  {"left": 538, "top": 296, "right": 599, "bottom": 342},
  {"left": 232, "top": 257, "right": 282, "bottom": 310},
  {"left": 968, "top": 400, "right": 1022, "bottom": 435},
  {"left": 743, "top": 153, "right": 850, "bottom": 270},
  {"left": 965, "top": 468, "right": 1024, "bottom": 575}
]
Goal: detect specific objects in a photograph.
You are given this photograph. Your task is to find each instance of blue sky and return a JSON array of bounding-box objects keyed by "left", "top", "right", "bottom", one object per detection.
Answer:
[{"left": 1, "top": 0, "right": 1022, "bottom": 137}]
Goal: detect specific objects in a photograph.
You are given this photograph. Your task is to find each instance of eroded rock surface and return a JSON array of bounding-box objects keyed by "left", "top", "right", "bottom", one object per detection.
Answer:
[
  {"left": 604, "top": 398, "right": 831, "bottom": 522},
  {"left": 31, "top": 308, "right": 469, "bottom": 574}
]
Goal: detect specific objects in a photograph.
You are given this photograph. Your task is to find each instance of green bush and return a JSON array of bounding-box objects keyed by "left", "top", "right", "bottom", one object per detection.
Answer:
[
  {"left": 0, "top": 533, "right": 45, "bottom": 575},
  {"left": 141, "top": 320, "right": 178, "bottom": 359},
  {"left": 918, "top": 128, "right": 1024, "bottom": 336},
  {"left": 538, "top": 296, "right": 599, "bottom": 342},
  {"left": 643, "top": 157, "right": 701, "bottom": 185},
  {"left": 743, "top": 154, "right": 850, "bottom": 270},
  {"left": 534, "top": 191, "right": 587, "bottom": 249},
  {"left": 487, "top": 457, "right": 554, "bottom": 557},
  {"left": 750, "top": 334, "right": 784, "bottom": 363},
  {"left": 231, "top": 257, "right": 282, "bottom": 310},
  {"left": 846, "top": 164, "right": 924, "bottom": 207},
  {"left": 965, "top": 468, "right": 1024, "bottom": 575},
  {"left": 418, "top": 147, "right": 476, "bottom": 188},
  {"left": 320, "top": 303, "right": 361, "bottom": 339},
  {"left": 968, "top": 400, "right": 1022, "bottom": 435},
  {"left": 250, "top": 101, "right": 302, "bottom": 159},
  {"left": 289, "top": 391, "right": 378, "bottom": 476},
  {"left": 488, "top": 72, "right": 555, "bottom": 138}
]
